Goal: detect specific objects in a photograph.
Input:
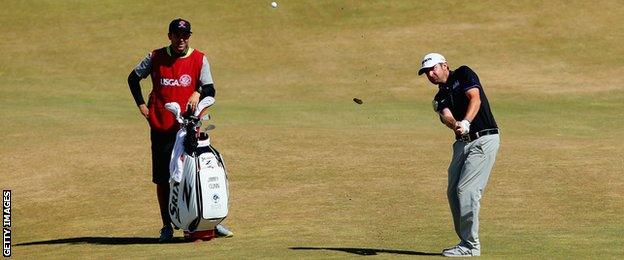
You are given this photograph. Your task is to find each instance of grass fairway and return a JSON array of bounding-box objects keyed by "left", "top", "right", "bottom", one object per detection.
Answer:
[{"left": 2, "top": 0, "right": 623, "bottom": 258}]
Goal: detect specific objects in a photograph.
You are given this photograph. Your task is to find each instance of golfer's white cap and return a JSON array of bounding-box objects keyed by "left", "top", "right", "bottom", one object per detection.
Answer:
[{"left": 418, "top": 53, "right": 446, "bottom": 75}]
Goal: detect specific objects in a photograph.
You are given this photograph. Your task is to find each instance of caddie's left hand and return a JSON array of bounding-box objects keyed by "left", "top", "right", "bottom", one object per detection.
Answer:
[
  {"left": 187, "top": 91, "right": 200, "bottom": 112},
  {"left": 455, "top": 119, "right": 470, "bottom": 135}
]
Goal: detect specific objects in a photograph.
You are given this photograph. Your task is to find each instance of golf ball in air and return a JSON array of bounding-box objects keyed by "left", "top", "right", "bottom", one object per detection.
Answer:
[{"left": 271, "top": 2, "right": 278, "bottom": 8}]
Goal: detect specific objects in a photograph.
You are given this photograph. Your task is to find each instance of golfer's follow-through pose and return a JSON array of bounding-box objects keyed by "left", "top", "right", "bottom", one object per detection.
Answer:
[
  {"left": 418, "top": 53, "right": 500, "bottom": 257},
  {"left": 127, "top": 18, "right": 233, "bottom": 242}
]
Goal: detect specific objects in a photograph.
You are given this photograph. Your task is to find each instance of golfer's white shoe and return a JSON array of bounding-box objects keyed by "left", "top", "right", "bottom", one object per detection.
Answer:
[{"left": 442, "top": 244, "right": 480, "bottom": 257}]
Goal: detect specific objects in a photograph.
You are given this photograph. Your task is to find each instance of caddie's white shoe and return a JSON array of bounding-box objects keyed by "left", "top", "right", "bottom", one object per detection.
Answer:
[
  {"left": 215, "top": 224, "right": 234, "bottom": 238},
  {"left": 442, "top": 244, "right": 480, "bottom": 257}
]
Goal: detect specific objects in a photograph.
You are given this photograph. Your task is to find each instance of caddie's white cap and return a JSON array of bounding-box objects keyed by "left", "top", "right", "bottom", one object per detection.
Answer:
[{"left": 418, "top": 53, "right": 446, "bottom": 75}]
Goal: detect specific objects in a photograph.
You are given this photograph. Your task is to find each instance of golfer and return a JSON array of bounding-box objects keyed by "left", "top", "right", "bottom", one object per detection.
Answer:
[
  {"left": 418, "top": 53, "right": 500, "bottom": 257},
  {"left": 127, "top": 18, "right": 232, "bottom": 242}
]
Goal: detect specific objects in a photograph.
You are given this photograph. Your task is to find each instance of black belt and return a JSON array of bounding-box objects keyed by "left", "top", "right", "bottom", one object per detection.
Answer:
[{"left": 457, "top": 128, "right": 499, "bottom": 142}]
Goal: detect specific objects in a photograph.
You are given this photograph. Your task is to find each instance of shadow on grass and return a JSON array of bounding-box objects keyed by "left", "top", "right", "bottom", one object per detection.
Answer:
[
  {"left": 15, "top": 237, "right": 189, "bottom": 246},
  {"left": 290, "top": 246, "right": 441, "bottom": 256}
]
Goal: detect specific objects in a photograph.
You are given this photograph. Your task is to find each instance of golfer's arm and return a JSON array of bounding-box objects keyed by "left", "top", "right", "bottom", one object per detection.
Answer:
[
  {"left": 439, "top": 108, "right": 457, "bottom": 130},
  {"left": 128, "top": 71, "right": 145, "bottom": 106},
  {"left": 463, "top": 88, "right": 481, "bottom": 122}
]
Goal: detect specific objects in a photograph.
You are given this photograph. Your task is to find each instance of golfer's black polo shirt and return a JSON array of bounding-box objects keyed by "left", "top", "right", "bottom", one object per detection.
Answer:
[{"left": 433, "top": 66, "right": 498, "bottom": 135}]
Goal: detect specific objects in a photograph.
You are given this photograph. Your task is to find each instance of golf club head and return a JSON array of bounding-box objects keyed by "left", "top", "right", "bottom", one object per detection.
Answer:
[
  {"left": 164, "top": 102, "right": 184, "bottom": 124},
  {"left": 204, "top": 124, "right": 216, "bottom": 131},
  {"left": 194, "top": 97, "right": 215, "bottom": 117}
]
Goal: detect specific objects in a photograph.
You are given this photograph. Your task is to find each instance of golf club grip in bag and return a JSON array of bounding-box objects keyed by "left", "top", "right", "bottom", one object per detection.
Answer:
[{"left": 169, "top": 141, "right": 229, "bottom": 232}]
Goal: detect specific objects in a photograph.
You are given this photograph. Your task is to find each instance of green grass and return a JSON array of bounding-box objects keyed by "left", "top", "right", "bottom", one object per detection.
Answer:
[{"left": 1, "top": 0, "right": 623, "bottom": 258}]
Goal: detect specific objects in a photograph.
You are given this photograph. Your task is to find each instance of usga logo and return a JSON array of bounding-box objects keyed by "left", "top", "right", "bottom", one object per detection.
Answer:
[{"left": 161, "top": 74, "right": 192, "bottom": 87}]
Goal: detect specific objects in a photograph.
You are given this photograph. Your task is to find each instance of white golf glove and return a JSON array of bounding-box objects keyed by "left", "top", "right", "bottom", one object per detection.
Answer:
[{"left": 457, "top": 119, "right": 470, "bottom": 135}]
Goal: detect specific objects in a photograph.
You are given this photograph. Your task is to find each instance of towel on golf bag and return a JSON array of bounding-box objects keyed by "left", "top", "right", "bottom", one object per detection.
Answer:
[
  {"left": 168, "top": 139, "right": 229, "bottom": 232},
  {"left": 169, "top": 128, "right": 187, "bottom": 183},
  {"left": 168, "top": 97, "right": 215, "bottom": 183}
]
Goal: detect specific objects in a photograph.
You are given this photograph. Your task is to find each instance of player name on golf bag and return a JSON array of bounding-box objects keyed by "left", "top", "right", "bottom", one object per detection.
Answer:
[{"left": 169, "top": 139, "right": 229, "bottom": 232}]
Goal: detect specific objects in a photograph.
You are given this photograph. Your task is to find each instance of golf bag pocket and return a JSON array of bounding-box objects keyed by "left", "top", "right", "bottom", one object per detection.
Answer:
[{"left": 197, "top": 151, "right": 229, "bottom": 221}]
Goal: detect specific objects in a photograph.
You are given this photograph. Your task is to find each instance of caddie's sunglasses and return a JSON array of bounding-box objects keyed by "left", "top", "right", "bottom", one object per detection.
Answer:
[{"left": 172, "top": 32, "right": 191, "bottom": 40}]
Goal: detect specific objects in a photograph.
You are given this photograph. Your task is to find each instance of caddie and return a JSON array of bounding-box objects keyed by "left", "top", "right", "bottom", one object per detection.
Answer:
[
  {"left": 418, "top": 53, "right": 500, "bottom": 257},
  {"left": 127, "top": 18, "right": 233, "bottom": 242}
]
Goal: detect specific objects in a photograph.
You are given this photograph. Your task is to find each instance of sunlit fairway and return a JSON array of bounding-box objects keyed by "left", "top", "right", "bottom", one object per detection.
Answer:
[{"left": 1, "top": 0, "right": 623, "bottom": 258}]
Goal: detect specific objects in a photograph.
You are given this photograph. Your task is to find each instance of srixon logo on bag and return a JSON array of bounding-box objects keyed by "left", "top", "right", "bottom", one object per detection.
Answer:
[
  {"left": 169, "top": 180, "right": 194, "bottom": 224},
  {"left": 199, "top": 156, "right": 215, "bottom": 169},
  {"left": 169, "top": 183, "right": 181, "bottom": 223}
]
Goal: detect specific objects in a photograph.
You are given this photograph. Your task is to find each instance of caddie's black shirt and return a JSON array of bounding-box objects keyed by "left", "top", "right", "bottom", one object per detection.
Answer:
[{"left": 433, "top": 66, "right": 498, "bottom": 136}]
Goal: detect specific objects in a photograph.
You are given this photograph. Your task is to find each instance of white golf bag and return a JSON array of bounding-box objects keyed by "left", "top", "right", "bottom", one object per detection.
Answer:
[{"left": 165, "top": 99, "right": 229, "bottom": 232}]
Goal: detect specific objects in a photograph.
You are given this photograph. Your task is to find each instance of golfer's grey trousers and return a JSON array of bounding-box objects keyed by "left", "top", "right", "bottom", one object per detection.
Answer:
[{"left": 447, "top": 134, "right": 500, "bottom": 250}]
